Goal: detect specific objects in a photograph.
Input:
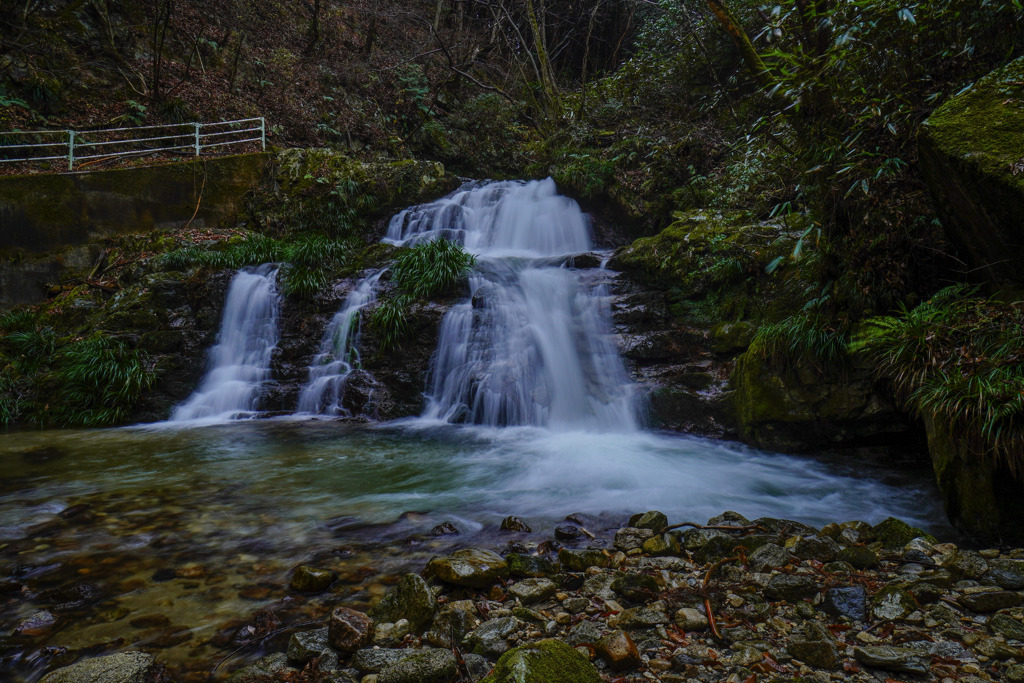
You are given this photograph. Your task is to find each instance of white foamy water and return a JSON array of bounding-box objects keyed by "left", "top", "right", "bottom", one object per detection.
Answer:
[
  {"left": 296, "top": 270, "right": 384, "bottom": 415},
  {"left": 170, "top": 264, "right": 280, "bottom": 423}
]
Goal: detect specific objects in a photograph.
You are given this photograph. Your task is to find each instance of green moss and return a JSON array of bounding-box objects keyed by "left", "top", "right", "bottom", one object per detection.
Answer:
[
  {"left": 481, "top": 639, "right": 602, "bottom": 683},
  {"left": 923, "top": 58, "right": 1024, "bottom": 194}
]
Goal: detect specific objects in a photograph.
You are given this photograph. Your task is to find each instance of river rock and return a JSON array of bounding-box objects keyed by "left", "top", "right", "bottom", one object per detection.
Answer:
[
  {"left": 747, "top": 543, "right": 791, "bottom": 572},
  {"left": 790, "top": 535, "right": 841, "bottom": 562},
  {"left": 287, "top": 627, "right": 333, "bottom": 665},
  {"left": 377, "top": 648, "right": 456, "bottom": 683},
  {"left": 35, "top": 581, "right": 101, "bottom": 611},
  {"left": 642, "top": 533, "right": 681, "bottom": 556},
  {"left": 505, "top": 578, "right": 553, "bottom": 604},
  {"left": 871, "top": 586, "right": 917, "bottom": 621},
  {"left": 612, "top": 605, "right": 670, "bottom": 630},
  {"left": 39, "top": 651, "right": 167, "bottom": 683},
  {"left": 941, "top": 548, "right": 989, "bottom": 579},
  {"left": 987, "top": 559, "right": 1024, "bottom": 589},
  {"left": 426, "top": 548, "right": 509, "bottom": 588},
  {"left": 821, "top": 585, "right": 867, "bottom": 621},
  {"left": 374, "top": 619, "right": 411, "bottom": 647},
  {"left": 836, "top": 546, "right": 879, "bottom": 569},
  {"left": 694, "top": 534, "right": 773, "bottom": 563},
  {"left": 566, "top": 619, "right": 602, "bottom": 646},
  {"left": 630, "top": 510, "right": 668, "bottom": 531},
  {"left": 328, "top": 607, "right": 375, "bottom": 653},
  {"left": 225, "top": 653, "right": 296, "bottom": 682},
  {"left": 500, "top": 516, "right": 531, "bottom": 532},
  {"left": 595, "top": 630, "right": 640, "bottom": 670},
  {"left": 854, "top": 645, "right": 931, "bottom": 675},
  {"left": 554, "top": 525, "right": 581, "bottom": 540},
  {"left": 611, "top": 573, "right": 659, "bottom": 602},
  {"left": 481, "top": 638, "right": 602, "bottom": 683},
  {"left": 289, "top": 565, "right": 335, "bottom": 592},
  {"left": 14, "top": 610, "right": 59, "bottom": 637},
  {"left": 872, "top": 517, "right": 935, "bottom": 549},
  {"left": 674, "top": 607, "right": 709, "bottom": 631},
  {"left": 764, "top": 574, "right": 818, "bottom": 602},
  {"left": 788, "top": 640, "right": 838, "bottom": 670},
  {"left": 464, "top": 616, "right": 523, "bottom": 658},
  {"left": 989, "top": 613, "right": 1024, "bottom": 640},
  {"left": 351, "top": 648, "right": 412, "bottom": 673},
  {"left": 423, "top": 600, "right": 478, "bottom": 648},
  {"left": 430, "top": 521, "right": 459, "bottom": 535},
  {"left": 960, "top": 590, "right": 1022, "bottom": 613},
  {"left": 506, "top": 553, "right": 557, "bottom": 578},
  {"left": 558, "top": 548, "right": 610, "bottom": 571},
  {"left": 614, "top": 527, "right": 654, "bottom": 552},
  {"left": 368, "top": 573, "right": 435, "bottom": 632}
]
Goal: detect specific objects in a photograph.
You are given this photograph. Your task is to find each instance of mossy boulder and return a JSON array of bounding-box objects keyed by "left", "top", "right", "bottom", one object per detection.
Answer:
[
  {"left": 368, "top": 574, "right": 437, "bottom": 633},
  {"left": 872, "top": 517, "right": 936, "bottom": 549},
  {"left": 919, "top": 57, "right": 1024, "bottom": 284},
  {"left": 923, "top": 414, "right": 1024, "bottom": 545},
  {"left": 731, "top": 352, "right": 909, "bottom": 452},
  {"left": 481, "top": 639, "right": 602, "bottom": 683}
]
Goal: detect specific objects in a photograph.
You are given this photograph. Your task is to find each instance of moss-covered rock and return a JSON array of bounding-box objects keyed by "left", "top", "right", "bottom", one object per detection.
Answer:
[
  {"left": 730, "top": 352, "right": 910, "bottom": 452},
  {"left": 919, "top": 57, "right": 1024, "bottom": 283},
  {"left": 481, "top": 639, "right": 602, "bottom": 683},
  {"left": 923, "top": 414, "right": 1024, "bottom": 545}
]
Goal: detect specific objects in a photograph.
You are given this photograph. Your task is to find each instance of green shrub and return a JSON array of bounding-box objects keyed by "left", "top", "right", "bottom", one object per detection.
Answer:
[
  {"left": 852, "top": 285, "right": 1024, "bottom": 470},
  {"left": 368, "top": 297, "right": 412, "bottom": 353},
  {"left": 52, "top": 335, "right": 156, "bottom": 427},
  {"left": 390, "top": 238, "right": 476, "bottom": 299}
]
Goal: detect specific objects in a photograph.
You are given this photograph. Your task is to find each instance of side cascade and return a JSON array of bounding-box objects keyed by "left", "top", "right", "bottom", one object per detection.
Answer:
[
  {"left": 170, "top": 264, "right": 280, "bottom": 422},
  {"left": 392, "top": 178, "right": 637, "bottom": 431},
  {"left": 296, "top": 270, "right": 384, "bottom": 415}
]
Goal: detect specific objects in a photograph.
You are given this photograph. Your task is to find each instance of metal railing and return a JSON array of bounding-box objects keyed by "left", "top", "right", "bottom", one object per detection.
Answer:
[{"left": 0, "top": 117, "right": 266, "bottom": 172}]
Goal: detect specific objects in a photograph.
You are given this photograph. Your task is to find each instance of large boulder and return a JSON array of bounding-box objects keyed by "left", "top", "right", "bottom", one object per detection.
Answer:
[
  {"left": 40, "top": 652, "right": 170, "bottom": 683},
  {"left": 924, "top": 414, "right": 1024, "bottom": 545},
  {"left": 919, "top": 57, "right": 1024, "bottom": 284},
  {"left": 481, "top": 639, "right": 603, "bottom": 683}
]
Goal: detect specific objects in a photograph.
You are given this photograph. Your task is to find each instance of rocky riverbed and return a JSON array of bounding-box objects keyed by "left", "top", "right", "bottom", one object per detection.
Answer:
[{"left": 33, "top": 510, "right": 1024, "bottom": 683}]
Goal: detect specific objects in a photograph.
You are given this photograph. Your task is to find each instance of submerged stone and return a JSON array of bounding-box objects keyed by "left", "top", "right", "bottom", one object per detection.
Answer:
[{"left": 40, "top": 652, "right": 166, "bottom": 683}]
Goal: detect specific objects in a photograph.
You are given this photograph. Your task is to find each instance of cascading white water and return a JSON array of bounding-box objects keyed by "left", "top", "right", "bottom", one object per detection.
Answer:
[
  {"left": 391, "top": 178, "right": 637, "bottom": 430},
  {"left": 296, "top": 270, "right": 384, "bottom": 415},
  {"left": 170, "top": 264, "right": 280, "bottom": 422}
]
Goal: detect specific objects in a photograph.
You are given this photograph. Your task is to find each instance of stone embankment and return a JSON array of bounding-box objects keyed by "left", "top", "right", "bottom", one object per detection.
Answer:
[{"left": 41, "top": 511, "right": 1024, "bottom": 683}]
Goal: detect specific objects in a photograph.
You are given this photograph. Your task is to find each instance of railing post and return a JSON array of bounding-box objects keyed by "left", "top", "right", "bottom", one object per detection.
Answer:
[
  {"left": 260, "top": 117, "right": 266, "bottom": 151},
  {"left": 194, "top": 122, "right": 201, "bottom": 156},
  {"left": 67, "top": 130, "right": 74, "bottom": 171}
]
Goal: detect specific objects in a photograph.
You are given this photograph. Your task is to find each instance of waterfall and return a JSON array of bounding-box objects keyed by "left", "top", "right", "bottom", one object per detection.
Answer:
[
  {"left": 296, "top": 270, "right": 384, "bottom": 415},
  {"left": 170, "top": 264, "right": 280, "bottom": 422},
  {"left": 395, "top": 179, "right": 637, "bottom": 431}
]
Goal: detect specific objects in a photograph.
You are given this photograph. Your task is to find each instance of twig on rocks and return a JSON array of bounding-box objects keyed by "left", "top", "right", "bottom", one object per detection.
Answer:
[{"left": 661, "top": 522, "right": 767, "bottom": 534}]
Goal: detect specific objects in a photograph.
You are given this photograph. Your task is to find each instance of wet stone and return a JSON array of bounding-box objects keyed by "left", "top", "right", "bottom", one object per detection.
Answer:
[
  {"left": 377, "top": 648, "right": 456, "bottom": 683},
  {"left": 747, "top": 543, "right": 791, "bottom": 572},
  {"left": 225, "top": 653, "right": 296, "bottom": 683},
  {"left": 374, "top": 619, "right": 411, "bottom": 647},
  {"left": 506, "top": 553, "right": 557, "bottom": 578},
  {"left": 942, "top": 549, "right": 989, "bottom": 580},
  {"left": 611, "top": 573, "right": 659, "bottom": 602},
  {"left": 836, "top": 546, "right": 879, "bottom": 569},
  {"left": 13, "top": 610, "right": 58, "bottom": 637},
  {"left": 630, "top": 511, "right": 668, "bottom": 531},
  {"left": 426, "top": 548, "right": 509, "bottom": 588},
  {"left": 871, "top": 586, "right": 917, "bottom": 621},
  {"left": 989, "top": 613, "right": 1024, "bottom": 640},
  {"left": 764, "top": 574, "right": 818, "bottom": 603},
  {"left": 595, "top": 630, "right": 640, "bottom": 670},
  {"left": 464, "top": 616, "right": 523, "bottom": 658},
  {"left": 613, "top": 527, "right": 654, "bottom": 552},
  {"left": 35, "top": 581, "right": 101, "bottom": 610},
  {"left": 286, "top": 628, "right": 336, "bottom": 667},
  {"left": 39, "top": 652, "right": 166, "bottom": 683},
  {"left": 484, "top": 639, "right": 602, "bottom": 683},
  {"left": 558, "top": 549, "right": 610, "bottom": 571},
  {"left": 351, "top": 648, "right": 413, "bottom": 673},
  {"left": 290, "top": 565, "right": 335, "bottom": 592},
  {"left": 567, "top": 619, "right": 602, "bottom": 646},
  {"left": 788, "top": 640, "right": 839, "bottom": 669},
  {"left": 328, "top": 607, "right": 375, "bottom": 653},
  {"left": 554, "top": 525, "right": 581, "bottom": 540},
  {"left": 642, "top": 533, "right": 681, "bottom": 556},
  {"left": 708, "top": 511, "right": 752, "bottom": 527},
  {"left": 508, "top": 578, "right": 557, "bottom": 604},
  {"left": 987, "top": 559, "right": 1024, "bottom": 590},
  {"left": 821, "top": 585, "right": 868, "bottom": 622},
  {"left": 424, "top": 601, "right": 478, "bottom": 648},
  {"left": 854, "top": 645, "right": 930, "bottom": 675},
  {"left": 500, "top": 516, "right": 531, "bottom": 533},
  {"left": 960, "top": 590, "right": 1022, "bottom": 613},
  {"left": 872, "top": 517, "right": 935, "bottom": 549},
  {"left": 674, "top": 607, "right": 709, "bottom": 632},
  {"left": 368, "top": 573, "right": 435, "bottom": 632},
  {"left": 613, "top": 605, "right": 670, "bottom": 630},
  {"left": 430, "top": 522, "right": 459, "bottom": 536},
  {"left": 791, "top": 535, "right": 841, "bottom": 563}
]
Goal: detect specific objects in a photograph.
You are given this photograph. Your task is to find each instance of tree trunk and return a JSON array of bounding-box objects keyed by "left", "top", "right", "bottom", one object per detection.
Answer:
[{"left": 704, "top": 0, "right": 772, "bottom": 88}]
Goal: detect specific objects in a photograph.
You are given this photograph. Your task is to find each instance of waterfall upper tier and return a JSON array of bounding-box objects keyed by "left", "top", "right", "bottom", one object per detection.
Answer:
[{"left": 385, "top": 178, "right": 593, "bottom": 258}]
